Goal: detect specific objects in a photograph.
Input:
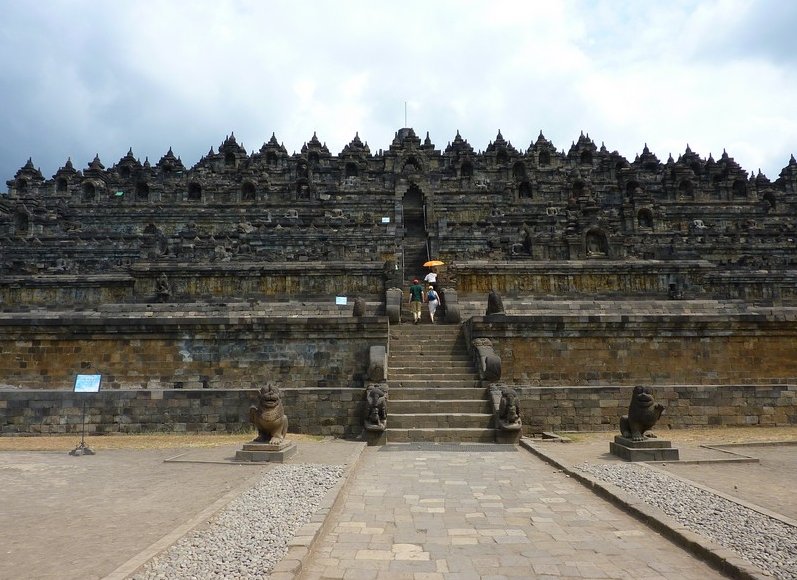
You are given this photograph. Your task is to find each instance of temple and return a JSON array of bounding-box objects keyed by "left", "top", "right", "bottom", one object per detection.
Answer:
[{"left": 2, "top": 128, "right": 796, "bottom": 438}]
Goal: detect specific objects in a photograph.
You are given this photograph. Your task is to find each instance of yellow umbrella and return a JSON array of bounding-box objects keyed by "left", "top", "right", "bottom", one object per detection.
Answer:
[{"left": 423, "top": 260, "right": 445, "bottom": 267}]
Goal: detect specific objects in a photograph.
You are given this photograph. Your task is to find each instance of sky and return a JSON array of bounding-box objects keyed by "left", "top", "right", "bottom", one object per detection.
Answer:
[{"left": 1, "top": 0, "right": 796, "bottom": 188}]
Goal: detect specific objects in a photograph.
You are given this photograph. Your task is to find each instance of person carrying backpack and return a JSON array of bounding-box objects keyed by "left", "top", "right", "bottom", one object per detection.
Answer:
[{"left": 427, "top": 285, "right": 440, "bottom": 324}]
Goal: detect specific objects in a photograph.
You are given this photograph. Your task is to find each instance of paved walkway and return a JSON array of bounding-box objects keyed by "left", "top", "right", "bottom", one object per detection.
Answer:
[
  {"left": 4, "top": 435, "right": 794, "bottom": 579},
  {"left": 299, "top": 444, "right": 726, "bottom": 580}
]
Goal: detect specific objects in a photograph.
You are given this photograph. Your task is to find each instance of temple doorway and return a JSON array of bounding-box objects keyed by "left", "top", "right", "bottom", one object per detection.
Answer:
[{"left": 402, "top": 183, "right": 428, "bottom": 278}]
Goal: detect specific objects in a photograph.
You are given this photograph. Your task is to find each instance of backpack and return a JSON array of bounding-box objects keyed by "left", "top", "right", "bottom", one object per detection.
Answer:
[{"left": 427, "top": 290, "right": 437, "bottom": 301}]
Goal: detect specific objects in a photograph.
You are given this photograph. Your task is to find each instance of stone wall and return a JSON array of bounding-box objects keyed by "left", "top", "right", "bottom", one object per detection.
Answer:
[
  {"left": 467, "top": 312, "right": 797, "bottom": 386},
  {"left": 0, "top": 263, "right": 387, "bottom": 306},
  {"left": 2, "top": 384, "right": 794, "bottom": 437},
  {"left": 0, "top": 312, "right": 387, "bottom": 390},
  {"left": 515, "top": 384, "right": 797, "bottom": 432},
  {"left": 451, "top": 261, "right": 797, "bottom": 302},
  {"left": 0, "top": 388, "right": 364, "bottom": 438}
]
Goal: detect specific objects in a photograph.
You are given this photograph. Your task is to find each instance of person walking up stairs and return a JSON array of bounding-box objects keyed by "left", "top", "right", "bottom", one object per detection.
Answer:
[{"left": 407, "top": 278, "right": 425, "bottom": 324}]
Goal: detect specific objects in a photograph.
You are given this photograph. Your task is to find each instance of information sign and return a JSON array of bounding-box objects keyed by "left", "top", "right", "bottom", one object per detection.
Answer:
[{"left": 74, "top": 374, "right": 102, "bottom": 393}]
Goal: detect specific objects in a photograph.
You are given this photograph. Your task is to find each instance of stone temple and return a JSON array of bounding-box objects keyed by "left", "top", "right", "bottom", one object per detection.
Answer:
[{"left": 1, "top": 128, "right": 796, "bottom": 440}]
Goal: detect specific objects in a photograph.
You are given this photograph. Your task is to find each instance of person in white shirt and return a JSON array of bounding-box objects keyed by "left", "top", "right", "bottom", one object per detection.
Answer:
[{"left": 423, "top": 269, "right": 437, "bottom": 289}]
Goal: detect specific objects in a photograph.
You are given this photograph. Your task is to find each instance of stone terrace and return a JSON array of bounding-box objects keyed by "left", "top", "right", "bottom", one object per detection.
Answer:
[{"left": 2, "top": 127, "right": 797, "bottom": 437}]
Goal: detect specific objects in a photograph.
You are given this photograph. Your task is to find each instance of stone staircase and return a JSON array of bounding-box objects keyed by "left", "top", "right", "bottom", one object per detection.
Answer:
[{"left": 386, "top": 322, "right": 495, "bottom": 442}]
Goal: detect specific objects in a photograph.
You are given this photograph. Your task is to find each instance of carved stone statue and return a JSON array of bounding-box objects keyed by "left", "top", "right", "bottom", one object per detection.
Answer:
[
  {"left": 620, "top": 386, "right": 664, "bottom": 441},
  {"left": 155, "top": 273, "right": 171, "bottom": 302},
  {"left": 497, "top": 386, "right": 522, "bottom": 431},
  {"left": 249, "top": 384, "right": 288, "bottom": 444},
  {"left": 473, "top": 338, "right": 501, "bottom": 381},
  {"left": 486, "top": 289, "right": 505, "bottom": 316},
  {"left": 382, "top": 258, "right": 402, "bottom": 288},
  {"left": 364, "top": 383, "right": 388, "bottom": 432}
]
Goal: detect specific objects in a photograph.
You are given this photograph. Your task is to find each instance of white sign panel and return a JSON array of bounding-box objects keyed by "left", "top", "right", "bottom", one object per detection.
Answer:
[{"left": 74, "top": 374, "right": 102, "bottom": 393}]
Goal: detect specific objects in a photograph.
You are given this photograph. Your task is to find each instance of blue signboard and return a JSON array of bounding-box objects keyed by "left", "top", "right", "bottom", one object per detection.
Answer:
[{"left": 74, "top": 374, "right": 102, "bottom": 393}]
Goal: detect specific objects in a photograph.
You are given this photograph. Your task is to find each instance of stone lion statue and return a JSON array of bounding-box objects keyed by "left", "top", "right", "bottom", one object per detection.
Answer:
[
  {"left": 620, "top": 385, "right": 665, "bottom": 441},
  {"left": 249, "top": 384, "right": 288, "bottom": 444},
  {"left": 498, "top": 386, "right": 522, "bottom": 431},
  {"left": 364, "top": 383, "right": 388, "bottom": 432}
]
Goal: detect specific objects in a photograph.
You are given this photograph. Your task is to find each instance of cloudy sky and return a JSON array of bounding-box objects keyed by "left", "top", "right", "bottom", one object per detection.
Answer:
[{"left": 1, "top": 0, "right": 795, "bottom": 187}]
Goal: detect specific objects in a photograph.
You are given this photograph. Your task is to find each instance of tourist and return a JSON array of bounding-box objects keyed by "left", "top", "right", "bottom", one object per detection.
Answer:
[
  {"left": 427, "top": 285, "right": 440, "bottom": 324},
  {"left": 425, "top": 267, "right": 445, "bottom": 318},
  {"left": 408, "top": 278, "right": 425, "bottom": 324},
  {"left": 423, "top": 268, "right": 438, "bottom": 290}
]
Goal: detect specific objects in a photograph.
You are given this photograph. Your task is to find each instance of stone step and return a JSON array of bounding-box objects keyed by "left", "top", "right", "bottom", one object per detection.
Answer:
[
  {"left": 390, "top": 366, "right": 475, "bottom": 374},
  {"left": 390, "top": 356, "right": 469, "bottom": 364},
  {"left": 392, "top": 320, "right": 461, "bottom": 327},
  {"left": 391, "top": 326, "right": 461, "bottom": 334},
  {"left": 390, "top": 399, "right": 491, "bottom": 414},
  {"left": 386, "top": 428, "right": 496, "bottom": 443},
  {"left": 391, "top": 336, "right": 466, "bottom": 343},
  {"left": 389, "top": 372, "right": 478, "bottom": 381},
  {"left": 392, "top": 330, "right": 463, "bottom": 337},
  {"left": 389, "top": 364, "right": 474, "bottom": 372},
  {"left": 390, "top": 334, "right": 465, "bottom": 348},
  {"left": 388, "top": 378, "right": 482, "bottom": 389},
  {"left": 392, "top": 336, "right": 464, "bottom": 343},
  {"left": 388, "top": 352, "right": 472, "bottom": 362},
  {"left": 389, "top": 346, "right": 469, "bottom": 355},
  {"left": 389, "top": 361, "right": 474, "bottom": 370},
  {"left": 384, "top": 319, "right": 484, "bottom": 443},
  {"left": 391, "top": 339, "right": 464, "bottom": 347},
  {"left": 391, "top": 355, "right": 467, "bottom": 362},
  {"left": 389, "top": 387, "right": 485, "bottom": 400},
  {"left": 390, "top": 413, "right": 494, "bottom": 429}
]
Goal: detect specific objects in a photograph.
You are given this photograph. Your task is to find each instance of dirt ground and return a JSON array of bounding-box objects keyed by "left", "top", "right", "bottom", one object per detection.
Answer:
[
  {"left": 2, "top": 425, "right": 795, "bottom": 452},
  {"left": 0, "top": 431, "right": 324, "bottom": 451},
  {"left": 559, "top": 425, "right": 797, "bottom": 445}
]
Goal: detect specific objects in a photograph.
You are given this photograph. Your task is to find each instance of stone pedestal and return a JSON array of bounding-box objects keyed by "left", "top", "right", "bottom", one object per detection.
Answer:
[
  {"left": 609, "top": 436, "right": 679, "bottom": 461},
  {"left": 365, "top": 429, "right": 387, "bottom": 446},
  {"left": 496, "top": 427, "right": 522, "bottom": 445},
  {"left": 235, "top": 441, "right": 297, "bottom": 463}
]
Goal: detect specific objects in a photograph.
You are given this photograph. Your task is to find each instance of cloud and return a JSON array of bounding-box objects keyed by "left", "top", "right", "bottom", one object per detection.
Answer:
[{"left": 1, "top": 0, "right": 795, "bottom": 184}]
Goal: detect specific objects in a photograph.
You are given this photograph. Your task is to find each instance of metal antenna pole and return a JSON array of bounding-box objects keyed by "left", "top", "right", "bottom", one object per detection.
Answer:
[{"left": 405, "top": 101, "right": 407, "bottom": 127}]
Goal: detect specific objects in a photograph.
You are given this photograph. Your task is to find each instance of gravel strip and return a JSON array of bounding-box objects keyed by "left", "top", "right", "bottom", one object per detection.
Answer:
[
  {"left": 132, "top": 463, "right": 344, "bottom": 580},
  {"left": 577, "top": 462, "right": 797, "bottom": 580}
]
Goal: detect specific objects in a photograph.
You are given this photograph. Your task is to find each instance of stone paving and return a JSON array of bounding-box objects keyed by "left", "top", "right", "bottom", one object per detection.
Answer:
[
  {"left": 4, "top": 434, "right": 794, "bottom": 579},
  {"left": 299, "top": 444, "right": 726, "bottom": 580}
]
